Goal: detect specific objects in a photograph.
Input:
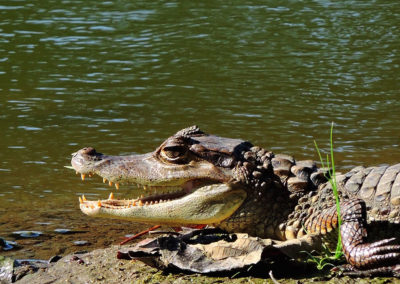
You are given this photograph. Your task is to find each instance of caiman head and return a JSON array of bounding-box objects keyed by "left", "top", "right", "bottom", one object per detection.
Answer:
[{"left": 71, "top": 126, "right": 255, "bottom": 226}]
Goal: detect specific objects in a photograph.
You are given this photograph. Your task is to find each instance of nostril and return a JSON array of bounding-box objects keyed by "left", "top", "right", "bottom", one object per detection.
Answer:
[{"left": 81, "top": 147, "right": 97, "bottom": 155}]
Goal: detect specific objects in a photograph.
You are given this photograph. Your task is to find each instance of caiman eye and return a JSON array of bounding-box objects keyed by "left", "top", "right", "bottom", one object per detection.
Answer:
[{"left": 160, "top": 146, "right": 188, "bottom": 163}]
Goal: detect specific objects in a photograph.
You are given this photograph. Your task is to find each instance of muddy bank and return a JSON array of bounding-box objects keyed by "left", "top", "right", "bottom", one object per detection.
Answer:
[{"left": 1, "top": 244, "right": 398, "bottom": 284}]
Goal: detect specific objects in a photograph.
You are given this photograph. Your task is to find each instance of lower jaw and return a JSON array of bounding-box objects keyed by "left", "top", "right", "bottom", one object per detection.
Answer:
[{"left": 79, "top": 183, "right": 247, "bottom": 227}]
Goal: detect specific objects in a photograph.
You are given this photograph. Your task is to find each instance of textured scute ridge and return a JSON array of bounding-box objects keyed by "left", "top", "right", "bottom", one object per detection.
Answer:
[
  {"left": 332, "top": 163, "right": 400, "bottom": 223},
  {"left": 174, "top": 125, "right": 205, "bottom": 138},
  {"left": 227, "top": 146, "right": 400, "bottom": 243},
  {"left": 286, "top": 163, "right": 400, "bottom": 248},
  {"left": 218, "top": 145, "right": 330, "bottom": 240}
]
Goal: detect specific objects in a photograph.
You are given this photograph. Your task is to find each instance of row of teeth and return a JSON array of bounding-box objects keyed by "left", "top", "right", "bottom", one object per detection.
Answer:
[
  {"left": 78, "top": 193, "right": 173, "bottom": 209},
  {"left": 77, "top": 172, "right": 184, "bottom": 208},
  {"left": 78, "top": 172, "right": 180, "bottom": 192}
]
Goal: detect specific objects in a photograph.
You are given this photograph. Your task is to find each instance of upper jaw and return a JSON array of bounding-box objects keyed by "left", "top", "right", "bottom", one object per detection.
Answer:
[{"left": 71, "top": 147, "right": 233, "bottom": 188}]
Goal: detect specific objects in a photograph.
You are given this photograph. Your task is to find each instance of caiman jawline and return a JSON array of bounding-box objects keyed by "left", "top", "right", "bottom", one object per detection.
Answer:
[
  {"left": 77, "top": 173, "right": 223, "bottom": 211},
  {"left": 76, "top": 173, "right": 246, "bottom": 226}
]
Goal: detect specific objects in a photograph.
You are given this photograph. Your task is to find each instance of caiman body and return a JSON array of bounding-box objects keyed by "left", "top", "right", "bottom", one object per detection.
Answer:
[{"left": 71, "top": 126, "right": 400, "bottom": 275}]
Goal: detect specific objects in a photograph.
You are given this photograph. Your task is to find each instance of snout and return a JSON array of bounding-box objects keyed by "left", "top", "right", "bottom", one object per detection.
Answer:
[{"left": 71, "top": 147, "right": 103, "bottom": 174}]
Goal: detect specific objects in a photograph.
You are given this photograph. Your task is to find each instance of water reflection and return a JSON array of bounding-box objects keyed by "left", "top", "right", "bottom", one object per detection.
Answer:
[{"left": 0, "top": 0, "right": 399, "bottom": 259}]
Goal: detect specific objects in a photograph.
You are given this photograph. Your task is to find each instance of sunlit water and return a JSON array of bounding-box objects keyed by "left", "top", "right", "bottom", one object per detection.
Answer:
[{"left": 1, "top": 0, "right": 399, "bottom": 259}]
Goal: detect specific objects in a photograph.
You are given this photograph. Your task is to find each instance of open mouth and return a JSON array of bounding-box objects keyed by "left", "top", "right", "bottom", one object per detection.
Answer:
[{"left": 73, "top": 170, "right": 220, "bottom": 210}]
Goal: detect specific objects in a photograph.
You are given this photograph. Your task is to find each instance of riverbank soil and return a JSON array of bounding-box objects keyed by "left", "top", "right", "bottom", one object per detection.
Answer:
[{"left": 1, "top": 244, "right": 397, "bottom": 284}]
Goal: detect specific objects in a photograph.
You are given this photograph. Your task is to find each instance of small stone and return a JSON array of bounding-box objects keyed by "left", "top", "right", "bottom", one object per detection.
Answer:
[
  {"left": 0, "top": 238, "right": 18, "bottom": 251},
  {"left": 54, "top": 228, "right": 72, "bottom": 234},
  {"left": 0, "top": 256, "right": 14, "bottom": 283},
  {"left": 12, "top": 231, "right": 42, "bottom": 238},
  {"left": 73, "top": 240, "right": 89, "bottom": 246}
]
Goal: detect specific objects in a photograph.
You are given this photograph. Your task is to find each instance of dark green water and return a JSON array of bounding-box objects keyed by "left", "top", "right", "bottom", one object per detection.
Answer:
[{"left": 1, "top": 0, "right": 399, "bottom": 259}]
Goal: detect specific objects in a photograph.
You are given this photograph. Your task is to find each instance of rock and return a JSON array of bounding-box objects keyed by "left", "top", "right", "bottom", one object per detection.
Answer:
[
  {"left": 0, "top": 256, "right": 14, "bottom": 284},
  {"left": 0, "top": 238, "right": 18, "bottom": 251},
  {"left": 11, "top": 231, "right": 42, "bottom": 238}
]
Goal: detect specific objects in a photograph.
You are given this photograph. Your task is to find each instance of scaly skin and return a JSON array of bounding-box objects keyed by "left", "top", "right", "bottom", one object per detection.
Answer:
[{"left": 70, "top": 126, "right": 400, "bottom": 275}]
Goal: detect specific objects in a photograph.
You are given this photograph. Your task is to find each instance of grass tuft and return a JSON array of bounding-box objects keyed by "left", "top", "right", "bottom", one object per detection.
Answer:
[{"left": 310, "top": 122, "right": 344, "bottom": 269}]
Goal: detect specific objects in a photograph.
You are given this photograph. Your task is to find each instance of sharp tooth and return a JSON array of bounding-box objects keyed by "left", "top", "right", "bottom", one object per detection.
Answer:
[
  {"left": 115, "top": 183, "right": 119, "bottom": 190},
  {"left": 108, "top": 192, "right": 114, "bottom": 200},
  {"left": 150, "top": 201, "right": 154, "bottom": 205},
  {"left": 76, "top": 171, "right": 79, "bottom": 175},
  {"left": 143, "top": 185, "right": 147, "bottom": 190},
  {"left": 132, "top": 201, "right": 136, "bottom": 206},
  {"left": 89, "top": 173, "right": 93, "bottom": 178},
  {"left": 82, "top": 195, "right": 87, "bottom": 201},
  {"left": 154, "top": 201, "right": 158, "bottom": 204},
  {"left": 97, "top": 200, "right": 102, "bottom": 207},
  {"left": 138, "top": 200, "right": 143, "bottom": 206},
  {"left": 103, "top": 178, "right": 107, "bottom": 183},
  {"left": 109, "top": 181, "right": 113, "bottom": 186},
  {"left": 145, "top": 201, "right": 149, "bottom": 205},
  {"left": 140, "top": 194, "right": 144, "bottom": 198},
  {"left": 79, "top": 197, "right": 83, "bottom": 204},
  {"left": 81, "top": 174, "right": 86, "bottom": 181}
]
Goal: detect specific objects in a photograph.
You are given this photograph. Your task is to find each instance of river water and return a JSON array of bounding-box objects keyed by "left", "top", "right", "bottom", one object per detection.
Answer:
[{"left": 1, "top": 0, "right": 399, "bottom": 259}]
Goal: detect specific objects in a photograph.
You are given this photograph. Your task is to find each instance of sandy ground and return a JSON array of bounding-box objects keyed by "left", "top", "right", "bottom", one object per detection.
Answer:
[{"left": 0, "top": 244, "right": 396, "bottom": 284}]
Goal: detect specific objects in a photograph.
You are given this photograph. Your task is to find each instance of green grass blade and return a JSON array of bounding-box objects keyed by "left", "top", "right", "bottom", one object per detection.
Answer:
[
  {"left": 313, "top": 122, "right": 344, "bottom": 261},
  {"left": 313, "top": 140, "right": 326, "bottom": 169},
  {"left": 329, "top": 122, "right": 343, "bottom": 257}
]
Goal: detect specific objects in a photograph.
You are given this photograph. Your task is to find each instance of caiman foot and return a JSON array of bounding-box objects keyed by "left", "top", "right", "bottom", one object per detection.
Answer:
[{"left": 340, "top": 199, "right": 400, "bottom": 274}]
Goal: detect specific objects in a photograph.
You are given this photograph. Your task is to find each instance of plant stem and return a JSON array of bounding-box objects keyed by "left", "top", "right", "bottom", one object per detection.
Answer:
[
  {"left": 314, "top": 122, "right": 343, "bottom": 259},
  {"left": 329, "top": 122, "right": 342, "bottom": 257}
]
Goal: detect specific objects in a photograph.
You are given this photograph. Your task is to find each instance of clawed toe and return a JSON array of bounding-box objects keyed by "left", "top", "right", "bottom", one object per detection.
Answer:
[{"left": 369, "top": 237, "right": 397, "bottom": 248}]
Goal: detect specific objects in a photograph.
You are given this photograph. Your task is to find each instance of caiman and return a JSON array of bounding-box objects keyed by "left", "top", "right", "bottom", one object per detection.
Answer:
[{"left": 70, "top": 126, "right": 400, "bottom": 275}]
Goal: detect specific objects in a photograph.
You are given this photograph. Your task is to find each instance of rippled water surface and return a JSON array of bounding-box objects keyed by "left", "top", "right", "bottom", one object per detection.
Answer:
[{"left": 1, "top": 0, "right": 399, "bottom": 259}]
